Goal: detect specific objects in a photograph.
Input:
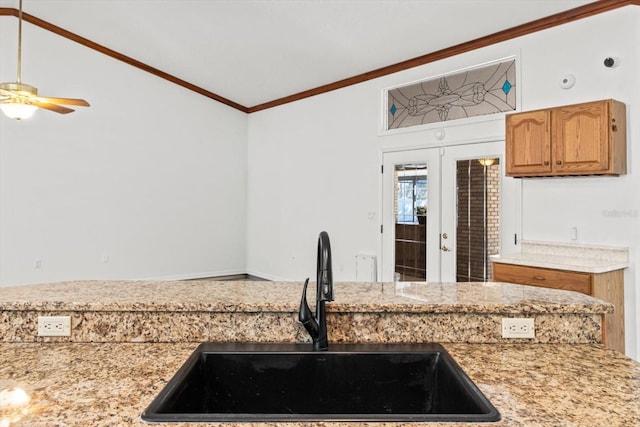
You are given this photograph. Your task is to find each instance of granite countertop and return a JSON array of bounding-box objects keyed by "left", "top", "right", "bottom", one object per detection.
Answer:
[
  {"left": 0, "top": 280, "right": 636, "bottom": 425},
  {"left": 491, "top": 252, "right": 629, "bottom": 273},
  {"left": 1, "top": 341, "right": 639, "bottom": 426},
  {"left": 0, "top": 280, "right": 613, "bottom": 314},
  {"left": 490, "top": 240, "right": 629, "bottom": 273}
]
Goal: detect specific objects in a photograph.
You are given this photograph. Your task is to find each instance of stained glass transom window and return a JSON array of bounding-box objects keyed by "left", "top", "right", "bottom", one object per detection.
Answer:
[{"left": 387, "top": 59, "right": 516, "bottom": 130}]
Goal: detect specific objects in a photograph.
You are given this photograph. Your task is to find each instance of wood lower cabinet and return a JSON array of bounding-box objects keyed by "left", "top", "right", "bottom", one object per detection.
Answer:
[
  {"left": 505, "top": 99, "right": 626, "bottom": 177},
  {"left": 493, "top": 262, "right": 625, "bottom": 353}
]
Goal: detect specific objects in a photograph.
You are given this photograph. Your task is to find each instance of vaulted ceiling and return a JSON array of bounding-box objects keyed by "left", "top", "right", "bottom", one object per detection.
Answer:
[{"left": 0, "top": 0, "right": 615, "bottom": 111}]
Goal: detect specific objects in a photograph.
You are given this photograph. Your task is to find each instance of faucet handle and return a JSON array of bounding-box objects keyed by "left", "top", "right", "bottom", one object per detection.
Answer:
[{"left": 298, "top": 278, "right": 319, "bottom": 336}]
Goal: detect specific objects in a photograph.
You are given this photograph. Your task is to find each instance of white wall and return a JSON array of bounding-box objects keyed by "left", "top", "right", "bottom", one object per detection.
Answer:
[
  {"left": 247, "top": 7, "right": 639, "bottom": 359},
  {"left": 2, "top": 6, "right": 638, "bottom": 360},
  {"left": 246, "top": 82, "right": 382, "bottom": 281},
  {"left": 516, "top": 9, "right": 639, "bottom": 361},
  {"left": 0, "top": 18, "right": 248, "bottom": 285}
]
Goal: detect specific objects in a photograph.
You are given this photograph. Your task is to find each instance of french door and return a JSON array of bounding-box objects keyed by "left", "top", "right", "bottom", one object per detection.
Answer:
[
  {"left": 382, "top": 149, "right": 441, "bottom": 282},
  {"left": 381, "top": 142, "right": 520, "bottom": 282}
]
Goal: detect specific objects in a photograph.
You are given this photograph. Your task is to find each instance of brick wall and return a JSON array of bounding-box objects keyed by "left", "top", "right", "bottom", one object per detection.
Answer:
[{"left": 456, "top": 160, "right": 500, "bottom": 282}]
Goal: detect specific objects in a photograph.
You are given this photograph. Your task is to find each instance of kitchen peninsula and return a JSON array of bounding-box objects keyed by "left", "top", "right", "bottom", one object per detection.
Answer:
[{"left": 1, "top": 280, "right": 639, "bottom": 426}]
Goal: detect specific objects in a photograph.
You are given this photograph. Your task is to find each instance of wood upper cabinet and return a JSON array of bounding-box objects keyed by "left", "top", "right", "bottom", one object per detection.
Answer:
[
  {"left": 505, "top": 110, "right": 552, "bottom": 175},
  {"left": 505, "top": 99, "right": 626, "bottom": 177}
]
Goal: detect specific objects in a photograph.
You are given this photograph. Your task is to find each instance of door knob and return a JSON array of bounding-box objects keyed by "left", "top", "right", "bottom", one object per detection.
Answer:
[{"left": 441, "top": 245, "right": 451, "bottom": 252}]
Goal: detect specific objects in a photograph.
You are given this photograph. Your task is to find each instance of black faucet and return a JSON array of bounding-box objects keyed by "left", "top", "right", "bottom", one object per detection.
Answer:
[{"left": 299, "top": 231, "right": 334, "bottom": 351}]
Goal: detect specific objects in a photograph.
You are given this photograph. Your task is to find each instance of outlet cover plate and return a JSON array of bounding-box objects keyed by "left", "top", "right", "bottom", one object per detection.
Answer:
[
  {"left": 501, "top": 318, "right": 535, "bottom": 339},
  {"left": 37, "top": 316, "right": 71, "bottom": 337}
]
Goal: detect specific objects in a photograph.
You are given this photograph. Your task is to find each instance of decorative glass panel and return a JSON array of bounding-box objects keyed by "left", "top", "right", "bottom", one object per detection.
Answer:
[{"left": 387, "top": 59, "right": 516, "bottom": 130}]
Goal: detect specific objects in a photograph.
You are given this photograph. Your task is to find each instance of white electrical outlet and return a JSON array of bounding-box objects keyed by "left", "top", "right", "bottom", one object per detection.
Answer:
[
  {"left": 37, "top": 316, "right": 71, "bottom": 337},
  {"left": 501, "top": 318, "right": 535, "bottom": 338}
]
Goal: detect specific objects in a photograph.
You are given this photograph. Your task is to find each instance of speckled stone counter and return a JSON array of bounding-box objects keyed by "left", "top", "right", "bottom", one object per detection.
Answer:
[
  {"left": 1, "top": 342, "right": 639, "bottom": 426},
  {"left": 0, "top": 280, "right": 612, "bottom": 344},
  {"left": 490, "top": 240, "right": 629, "bottom": 273},
  {"left": 0, "top": 280, "right": 636, "bottom": 425}
]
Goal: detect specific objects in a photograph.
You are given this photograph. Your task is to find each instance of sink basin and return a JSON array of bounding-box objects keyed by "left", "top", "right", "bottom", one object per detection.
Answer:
[{"left": 141, "top": 342, "right": 500, "bottom": 423}]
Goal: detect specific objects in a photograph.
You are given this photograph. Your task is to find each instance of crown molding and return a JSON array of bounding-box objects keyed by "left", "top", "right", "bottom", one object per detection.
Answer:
[
  {"left": 2, "top": 0, "right": 637, "bottom": 114},
  {"left": 0, "top": 7, "right": 249, "bottom": 113},
  {"left": 248, "top": 0, "right": 638, "bottom": 112}
]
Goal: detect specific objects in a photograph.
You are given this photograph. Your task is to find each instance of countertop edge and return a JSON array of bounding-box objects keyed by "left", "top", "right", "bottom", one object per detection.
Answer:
[{"left": 491, "top": 255, "right": 629, "bottom": 273}]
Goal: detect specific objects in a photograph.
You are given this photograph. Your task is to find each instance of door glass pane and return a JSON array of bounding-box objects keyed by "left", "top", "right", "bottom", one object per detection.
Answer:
[
  {"left": 394, "top": 164, "right": 427, "bottom": 281},
  {"left": 455, "top": 158, "right": 500, "bottom": 282}
]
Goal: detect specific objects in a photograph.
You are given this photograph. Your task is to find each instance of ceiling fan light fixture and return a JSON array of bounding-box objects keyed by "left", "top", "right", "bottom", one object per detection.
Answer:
[
  {"left": 0, "top": 82, "right": 38, "bottom": 119},
  {"left": 0, "top": 101, "right": 38, "bottom": 120},
  {"left": 0, "top": 82, "right": 38, "bottom": 120}
]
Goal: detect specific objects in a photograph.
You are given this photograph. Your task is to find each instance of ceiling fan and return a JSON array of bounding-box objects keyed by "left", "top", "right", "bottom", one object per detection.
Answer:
[{"left": 0, "top": 0, "right": 89, "bottom": 120}]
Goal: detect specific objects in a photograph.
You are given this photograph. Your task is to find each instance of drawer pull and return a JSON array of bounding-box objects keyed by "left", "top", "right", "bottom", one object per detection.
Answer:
[{"left": 531, "top": 275, "right": 546, "bottom": 281}]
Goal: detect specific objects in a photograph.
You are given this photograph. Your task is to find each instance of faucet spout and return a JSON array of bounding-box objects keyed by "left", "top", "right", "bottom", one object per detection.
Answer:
[{"left": 298, "top": 231, "right": 334, "bottom": 351}]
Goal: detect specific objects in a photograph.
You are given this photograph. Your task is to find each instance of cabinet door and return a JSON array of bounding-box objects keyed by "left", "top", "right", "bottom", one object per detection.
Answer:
[
  {"left": 505, "top": 110, "right": 551, "bottom": 176},
  {"left": 552, "top": 100, "right": 609, "bottom": 174}
]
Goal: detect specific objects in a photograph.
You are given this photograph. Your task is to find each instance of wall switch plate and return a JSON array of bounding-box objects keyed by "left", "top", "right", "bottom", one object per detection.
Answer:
[
  {"left": 37, "top": 316, "right": 71, "bottom": 337},
  {"left": 501, "top": 318, "right": 535, "bottom": 338}
]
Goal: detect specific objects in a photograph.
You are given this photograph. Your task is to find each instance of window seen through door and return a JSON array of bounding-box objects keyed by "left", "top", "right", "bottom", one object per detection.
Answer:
[{"left": 394, "top": 164, "right": 427, "bottom": 281}]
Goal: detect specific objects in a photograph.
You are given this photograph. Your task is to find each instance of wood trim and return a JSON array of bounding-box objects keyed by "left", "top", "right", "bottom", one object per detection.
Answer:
[
  {"left": 3, "top": 0, "right": 639, "bottom": 113},
  {"left": 0, "top": 7, "right": 249, "bottom": 113},
  {"left": 592, "top": 270, "right": 625, "bottom": 353}
]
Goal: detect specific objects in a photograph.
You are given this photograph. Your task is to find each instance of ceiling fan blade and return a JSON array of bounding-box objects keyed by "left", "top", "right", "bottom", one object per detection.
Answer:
[
  {"left": 30, "top": 101, "right": 75, "bottom": 114},
  {"left": 33, "top": 96, "right": 90, "bottom": 107}
]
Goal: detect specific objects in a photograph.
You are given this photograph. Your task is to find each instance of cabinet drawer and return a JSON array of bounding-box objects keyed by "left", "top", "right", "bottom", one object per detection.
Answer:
[{"left": 493, "top": 263, "right": 592, "bottom": 295}]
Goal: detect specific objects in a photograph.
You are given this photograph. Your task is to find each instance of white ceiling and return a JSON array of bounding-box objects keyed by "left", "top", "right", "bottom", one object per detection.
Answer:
[{"left": 1, "top": 0, "right": 594, "bottom": 108}]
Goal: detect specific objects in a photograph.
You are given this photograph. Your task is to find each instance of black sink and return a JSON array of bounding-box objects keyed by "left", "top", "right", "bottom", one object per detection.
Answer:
[{"left": 141, "top": 342, "right": 500, "bottom": 423}]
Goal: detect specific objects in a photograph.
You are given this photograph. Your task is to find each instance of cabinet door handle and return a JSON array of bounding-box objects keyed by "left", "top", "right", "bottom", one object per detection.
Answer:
[
  {"left": 543, "top": 161, "right": 549, "bottom": 166},
  {"left": 556, "top": 160, "right": 562, "bottom": 165},
  {"left": 532, "top": 275, "right": 546, "bottom": 281}
]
